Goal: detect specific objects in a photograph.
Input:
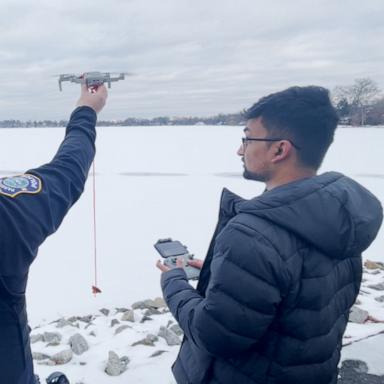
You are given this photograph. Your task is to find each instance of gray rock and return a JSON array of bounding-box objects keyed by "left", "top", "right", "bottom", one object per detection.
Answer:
[
  {"left": 69, "top": 333, "right": 89, "bottom": 355},
  {"left": 153, "top": 297, "right": 167, "bottom": 308},
  {"left": 105, "top": 351, "right": 129, "bottom": 376},
  {"left": 32, "top": 352, "right": 50, "bottom": 361},
  {"left": 110, "top": 319, "right": 120, "bottom": 327},
  {"left": 170, "top": 324, "right": 183, "bottom": 336},
  {"left": 50, "top": 349, "right": 73, "bottom": 365},
  {"left": 374, "top": 295, "right": 384, "bottom": 303},
  {"left": 56, "top": 319, "right": 73, "bottom": 328},
  {"left": 132, "top": 334, "right": 159, "bottom": 347},
  {"left": 338, "top": 359, "right": 384, "bottom": 384},
  {"left": 99, "top": 308, "right": 110, "bottom": 316},
  {"left": 89, "top": 331, "right": 97, "bottom": 337},
  {"left": 349, "top": 306, "right": 369, "bottom": 324},
  {"left": 158, "top": 326, "right": 181, "bottom": 346},
  {"left": 140, "top": 315, "right": 153, "bottom": 323},
  {"left": 78, "top": 315, "right": 93, "bottom": 323},
  {"left": 114, "top": 325, "right": 131, "bottom": 335},
  {"left": 43, "top": 332, "right": 62, "bottom": 346},
  {"left": 115, "top": 307, "right": 129, "bottom": 313},
  {"left": 364, "top": 260, "right": 384, "bottom": 271},
  {"left": 30, "top": 334, "right": 44, "bottom": 344},
  {"left": 150, "top": 350, "right": 168, "bottom": 358},
  {"left": 368, "top": 282, "right": 384, "bottom": 291},
  {"left": 37, "top": 360, "right": 56, "bottom": 366},
  {"left": 132, "top": 299, "right": 164, "bottom": 310},
  {"left": 131, "top": 300, "right": 153, "bottom": 310},
  {"left": 144, "top": 308, "right": 162, "bottom": 316},
  {"left": 121, "top": 309, "right": 135, "bottom": 322}
]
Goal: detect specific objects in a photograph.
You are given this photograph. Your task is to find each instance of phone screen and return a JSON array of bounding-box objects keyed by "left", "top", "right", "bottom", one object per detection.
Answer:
[{"left": 154, "top": 241, "right": 188, "bottom": 258}]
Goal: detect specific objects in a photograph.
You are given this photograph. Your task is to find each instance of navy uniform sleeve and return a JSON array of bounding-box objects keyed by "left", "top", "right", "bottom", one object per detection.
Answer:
[
  {"left": 3, "top": 106, "right": 98, "bottom": 263},
  {"left": 28, "top": 106, "right": 97, "bottom": 241},
  {"left": 161, "top": 223, "right": 291, "bottom": 359}
]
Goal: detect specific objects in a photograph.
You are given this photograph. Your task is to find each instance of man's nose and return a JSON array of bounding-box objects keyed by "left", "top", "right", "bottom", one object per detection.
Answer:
[{"left": 237, "top": 145, "right": 244, "bottom": 156}]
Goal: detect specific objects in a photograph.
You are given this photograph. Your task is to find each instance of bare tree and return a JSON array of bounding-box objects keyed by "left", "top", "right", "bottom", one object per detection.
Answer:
[{"left": 333, "top": 78, "right": 381, "bottom": 125}]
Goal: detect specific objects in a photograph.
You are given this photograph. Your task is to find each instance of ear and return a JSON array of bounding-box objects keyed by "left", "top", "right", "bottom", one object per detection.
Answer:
[{"left": 271, "top": 141, "right": 293, "bottom": 163}]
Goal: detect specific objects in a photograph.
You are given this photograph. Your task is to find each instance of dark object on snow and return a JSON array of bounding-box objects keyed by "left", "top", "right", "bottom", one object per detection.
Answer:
[
  {"left": 46, "top": 371, "right": 70, "bottom": 384},
  {"left": 338, "top": 360, "right": 384, "bottom": 384}
]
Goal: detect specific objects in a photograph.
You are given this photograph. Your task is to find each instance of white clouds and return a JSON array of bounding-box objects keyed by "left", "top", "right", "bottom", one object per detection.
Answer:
[{"left": 0, "top": 0, "right": 383, "bottom": 119}]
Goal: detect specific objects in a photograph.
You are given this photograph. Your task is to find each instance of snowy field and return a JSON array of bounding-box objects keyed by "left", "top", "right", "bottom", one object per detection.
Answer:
[{"left": 0, "top": 124, "right": 383, "bottom": 382}]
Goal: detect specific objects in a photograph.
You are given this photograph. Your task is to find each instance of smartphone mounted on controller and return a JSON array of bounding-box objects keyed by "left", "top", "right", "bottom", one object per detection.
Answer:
[{"left": 154, "top": 238, "right": 200, "bottom": 280}]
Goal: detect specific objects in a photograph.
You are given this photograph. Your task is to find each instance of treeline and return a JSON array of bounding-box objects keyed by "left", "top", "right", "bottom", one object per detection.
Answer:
[
  {"left": 1, "top": 78, "right": 383, "bottom": 128},
  {"left": 332, "top": 78, "right": 384, "bottom": 125},
  {"left": 0, "top": 113, "right": 245, "bottom": 128}
]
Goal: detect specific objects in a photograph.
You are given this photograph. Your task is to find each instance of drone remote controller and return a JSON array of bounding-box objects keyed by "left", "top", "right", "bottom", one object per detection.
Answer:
[{"left": 154, "top": 238, "right": 200, "bottom": 280}]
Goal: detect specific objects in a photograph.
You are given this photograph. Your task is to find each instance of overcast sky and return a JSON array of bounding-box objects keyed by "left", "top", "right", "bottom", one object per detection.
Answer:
[{"left": 0, "top": 0, "right": 383, "bottom": 120}]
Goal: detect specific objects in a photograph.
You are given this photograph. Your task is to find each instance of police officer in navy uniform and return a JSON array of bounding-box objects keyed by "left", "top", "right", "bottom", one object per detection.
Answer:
[{"left": 0, "top": 83, "right": 108, "bottom": 383}]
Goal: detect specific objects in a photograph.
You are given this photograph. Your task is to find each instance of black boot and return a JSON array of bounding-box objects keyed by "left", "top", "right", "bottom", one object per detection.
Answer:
[{"left": 46, "top": 372, "right": 70, "bottom": 384}]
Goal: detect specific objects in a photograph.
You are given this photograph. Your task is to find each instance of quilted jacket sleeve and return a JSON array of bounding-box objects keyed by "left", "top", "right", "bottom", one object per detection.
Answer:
[{"left": 161, "top": 221, "right": 292, "bottom": 359}]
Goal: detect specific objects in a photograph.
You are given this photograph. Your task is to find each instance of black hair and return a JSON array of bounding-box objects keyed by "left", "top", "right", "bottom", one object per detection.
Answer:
[{"left": 245, "top": 86, "right": 339, "bottom": 169}]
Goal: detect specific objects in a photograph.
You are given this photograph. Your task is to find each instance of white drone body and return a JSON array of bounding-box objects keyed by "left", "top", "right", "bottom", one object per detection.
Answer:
[{"left": 58, "top": 72, "right": 127, "bottom": 91}]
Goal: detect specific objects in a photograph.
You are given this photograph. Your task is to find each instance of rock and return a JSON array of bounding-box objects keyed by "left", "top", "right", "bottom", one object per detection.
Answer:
[
  {"left": 105, "top": 351, "right": 129, "bottom": 376},
  {"left": 153, "top": 297, "right": 167, "bottom": 308},
  {"left": 140, "top": 315, "right": 153, "bottom": 323},
  {"left": 368, "top": 282, "right": 384, "bottom": 291},
  {"left": 132, "top": 334, "right": 159, "bottom": 347},
  {"left": 56, "top": 318, "right": 73, "bottom": 328},
  {"left": 115, "top": 307, "right": 129, "bottom": 313},
  {"left": 374, "top": 295, "right": 384, "bottom": 303},
  {"left": 170, "top": 324, "right": 183, "bottom": 336},
  {"left": 150, "top": 350, "right": 168, "bottom": 358},
  {"left": 121, "top": 309, "right": 135, "bottom": 322},
  {"left": 131, "top": 300, "right": 151, "bottom": 310},
  {"left": 110, "top": 319, "right": 120, "bottom": 327},
  {"left": 166, "top": 320, "right": 174, "bottom": 328},
  {"left": 78, "top": 315, "right": 93, "bottom": 323},
  {"left": 144, "top": 308, "right": 162, "bottom": 316},
  {"left": 30, "top": 334, "right": 44, "bottom": 344},
  {"left": 50, "top": 349, "right": 73, "bottom": 365},
  {"left": 158, "top": 326, "right": 181, "bottom": 346},
  {"left": 114, "top": 325, "right": 131, "bottom": 335},
  {"left": 132, "top": 299, "right": 162, "bottom": 310},
  {"left": 349, "top": 306, "right": 369, "bottom": 324},
  {"left": 89, "top": 331, "right": 97, "bottom": 337},
  {"left": 99, "top": 308, "right": 110, "bottom": 316},
  {"left": 69, "top": 333, "right": 89, "bottom": 355},
  {"left": 43, "top": 332, "right": 62, "bottom": 346},
  {"left": 37, "top": 360, "right": 56, "bottom": 366},
  {"left": 32, "top": 352, "right": 50, "bottom": 361},
  {"left": 364, "top": 260, "right": 384, "bottom": 270}
]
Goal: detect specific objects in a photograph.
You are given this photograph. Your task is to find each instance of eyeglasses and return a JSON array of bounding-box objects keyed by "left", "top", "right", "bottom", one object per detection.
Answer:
[{"left": 241, "top": 137, "right": 301, "bottom": 150}]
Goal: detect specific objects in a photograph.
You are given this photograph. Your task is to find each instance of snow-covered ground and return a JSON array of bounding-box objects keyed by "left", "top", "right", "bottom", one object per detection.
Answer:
[{"left": 0, "top": 124, "right": 383, "bottom": 383}]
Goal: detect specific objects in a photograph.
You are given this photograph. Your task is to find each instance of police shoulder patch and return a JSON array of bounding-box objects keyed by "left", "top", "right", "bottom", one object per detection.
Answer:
[{"left": 0, "top": 174, "right": 42, "bottom": 198}]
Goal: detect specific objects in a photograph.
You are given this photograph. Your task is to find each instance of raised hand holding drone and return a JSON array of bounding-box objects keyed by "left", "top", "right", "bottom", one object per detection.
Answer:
[{"left": 77, "top": 83, "right": 108, "bottom": 114}]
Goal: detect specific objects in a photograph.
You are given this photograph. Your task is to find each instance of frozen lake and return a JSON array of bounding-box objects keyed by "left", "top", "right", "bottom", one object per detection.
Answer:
[{"left": 0, "top": 124, "right": 383, "bottom": 325}]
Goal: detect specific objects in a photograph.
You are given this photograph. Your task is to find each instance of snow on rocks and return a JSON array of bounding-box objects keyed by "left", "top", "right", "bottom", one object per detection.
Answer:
[
  {"left": 31, "top": 261, "right": 383, "bottom": 382},
  {"left": 32, "top": 297, "right": 181, "bottom": 382},
  {"left": 69, "top": 333, "right": 89, "bottom": 355},
  {"left": 105, "top": 351, "right": 129, "bottom": 376}
]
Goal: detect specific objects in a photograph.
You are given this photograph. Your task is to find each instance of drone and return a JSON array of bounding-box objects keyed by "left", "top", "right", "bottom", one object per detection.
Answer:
[{"left": 58, "top": 72, "right": 129, "bottom": 91}]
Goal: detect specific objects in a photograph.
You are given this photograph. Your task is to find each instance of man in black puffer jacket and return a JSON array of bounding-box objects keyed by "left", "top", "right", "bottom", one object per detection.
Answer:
[{"left": 157, "top": 86, "right": 383, "bottom": 384}]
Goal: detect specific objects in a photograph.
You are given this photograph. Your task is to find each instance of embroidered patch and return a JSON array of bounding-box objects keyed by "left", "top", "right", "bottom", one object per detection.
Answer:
[{"left": 0, "top": 174, "right": 42, "bottom": 198}]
